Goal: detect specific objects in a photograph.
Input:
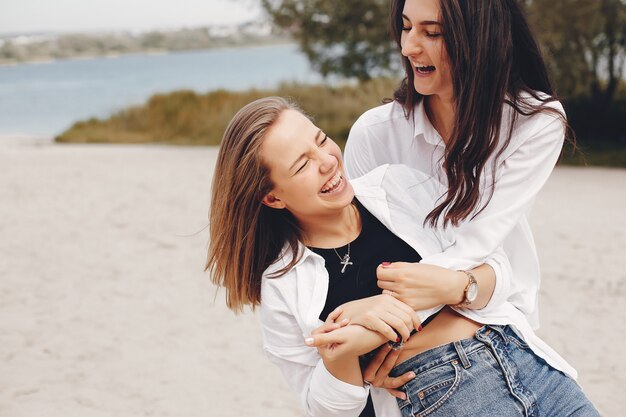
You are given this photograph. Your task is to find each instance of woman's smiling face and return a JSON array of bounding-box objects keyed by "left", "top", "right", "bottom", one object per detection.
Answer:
[
  {"left": 400, "top": 0, "right": 453, "bottom": 100},
  {"left": 259, "top": 109, "right": 354, "bottom": 221}
]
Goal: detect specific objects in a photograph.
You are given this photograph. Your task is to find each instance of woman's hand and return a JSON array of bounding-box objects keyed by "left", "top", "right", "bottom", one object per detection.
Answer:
[
  {"left": 363, "top": 344, "right": 415, "bottom": 400},
  {"left": 376, "top": 262, "right": 467, "bottom": 310},
  {"left": 328, "top": 294, "right": 421, "bottom": 342},
  {"left": 305, "top": 324, "right": 388, "bottom": 362}
]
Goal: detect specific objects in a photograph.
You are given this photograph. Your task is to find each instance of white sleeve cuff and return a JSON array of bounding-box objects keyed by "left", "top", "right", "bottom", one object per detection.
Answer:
[
  {"left": 483, "top": 257, "right": 511, "bottom": 310},
  {"left": 306, "top": 359, "right": 369, "bottom": 416}
]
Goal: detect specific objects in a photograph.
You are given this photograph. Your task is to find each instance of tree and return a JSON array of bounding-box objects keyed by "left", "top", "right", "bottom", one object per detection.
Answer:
[
  {"left": 262, "top": 0, "right": 625, "bottom": 140},
  {"left": 260, "top": 0, "right": 397, "bottom": 80},
  {"left": 526, "top": 0, "right": 626, "bottom": 110}
]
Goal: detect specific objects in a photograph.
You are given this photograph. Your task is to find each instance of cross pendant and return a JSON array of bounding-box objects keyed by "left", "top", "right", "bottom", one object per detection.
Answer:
[{"left": 340, "top": 254, "right": 353, "bottom": 274}]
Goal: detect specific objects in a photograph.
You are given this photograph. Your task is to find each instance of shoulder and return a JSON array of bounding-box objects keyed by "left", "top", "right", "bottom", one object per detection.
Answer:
[
  {"left": 504, "top": 91, "right": 566, "bottom": 152},
  {"left": 351, "top": 100, "right": 410, "bottom": 132},
  {"left": 261, "top": 245, "right": 303, "bottom": 290},
  {"left": 509, "top": 91, "right": 565, "bottom": 131},
  {"left": 259, "top": 245, "right": 322, "bottom": 307},
  {"left": 345, "top": 101, "right": 415, "bottom": 178}
]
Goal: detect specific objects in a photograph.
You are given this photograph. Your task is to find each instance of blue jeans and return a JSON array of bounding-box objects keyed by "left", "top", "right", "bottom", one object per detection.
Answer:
[{"left": 390, "top": 325, "right": 600, "bottom": 416}]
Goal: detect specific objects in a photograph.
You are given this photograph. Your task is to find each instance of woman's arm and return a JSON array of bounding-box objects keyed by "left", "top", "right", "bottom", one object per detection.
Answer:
[
  {"left": 261, "top": 281, "right": 378, "bottom": 417},
  {"left": 347, "top": 103, "right": 564, "bottom": 315},
  {"left": 375, "top": 261, "right": 497, "bottom": 310},
  {"left": 418, "top": 110, "right": 565, "bottom": 312},
  {"left": 326, "top": 293, "right": 422, "bottom": 342}
]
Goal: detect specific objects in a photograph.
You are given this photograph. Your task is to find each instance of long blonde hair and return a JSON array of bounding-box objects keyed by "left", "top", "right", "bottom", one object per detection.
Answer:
[{"left": 206, "top": 97, "right": 304, "bottom": 312}]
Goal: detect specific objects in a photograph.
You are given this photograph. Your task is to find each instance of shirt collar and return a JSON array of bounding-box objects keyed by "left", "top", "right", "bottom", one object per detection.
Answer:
[{"left": 413, "top": 99, "right": 445, "bottom": 147}]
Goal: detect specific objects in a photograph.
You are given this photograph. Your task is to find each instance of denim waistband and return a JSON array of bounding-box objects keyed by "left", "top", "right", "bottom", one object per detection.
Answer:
[{"left": 390, "top": 324, "right": 523, "bottom": 378}]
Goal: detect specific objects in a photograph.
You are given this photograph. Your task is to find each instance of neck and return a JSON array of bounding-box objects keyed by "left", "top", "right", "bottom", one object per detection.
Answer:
[
  {"left": 425, "top": 94, "right": 456, "bottom": 143},
  {"left": 299, "top": 203, "right": 361, "bottom": 248}
]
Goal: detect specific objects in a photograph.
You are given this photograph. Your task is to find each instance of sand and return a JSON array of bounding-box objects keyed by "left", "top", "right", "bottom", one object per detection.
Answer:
[{"left": 0, "top": 139, "right": 624, "bottom": 416}]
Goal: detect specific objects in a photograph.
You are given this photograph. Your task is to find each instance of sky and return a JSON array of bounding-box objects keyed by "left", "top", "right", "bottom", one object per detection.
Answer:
[{"left": 0, "top": 0, "right": 262, "bottom": 34}]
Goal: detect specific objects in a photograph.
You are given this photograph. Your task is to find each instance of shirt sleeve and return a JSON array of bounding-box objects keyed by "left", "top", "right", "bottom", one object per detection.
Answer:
[
  {"left": 420, "top": 107, "right": 565, "bottom": 311},
  {"left": 344, "top": 115, "right": 379, "bottom": 180},
  {"left": 260, "top": 282, "right": 369, "bottom": 417}
]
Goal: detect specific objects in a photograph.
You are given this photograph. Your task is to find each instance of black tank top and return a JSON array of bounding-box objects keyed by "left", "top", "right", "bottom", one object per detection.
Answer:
[
  {"left": 309, "top": 198, "right": 424, "bottom": 417},
  {"left": 310, "top": 198, "right": 423, "bottom": 322}
]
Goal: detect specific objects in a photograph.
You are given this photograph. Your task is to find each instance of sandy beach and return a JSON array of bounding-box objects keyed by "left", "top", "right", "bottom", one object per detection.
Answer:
[{"left": 0, "top": 139, "right": 624, "bottom": 416}]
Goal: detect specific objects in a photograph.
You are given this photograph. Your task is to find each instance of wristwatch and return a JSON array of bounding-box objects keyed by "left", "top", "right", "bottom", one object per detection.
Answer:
[{"left": 455, "top": 270, "right": 478, "bottom": 307}]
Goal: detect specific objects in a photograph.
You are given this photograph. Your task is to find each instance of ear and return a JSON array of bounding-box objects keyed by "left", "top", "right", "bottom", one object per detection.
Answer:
[{"left": 262, "top": 193, "right": 286, "bottom": 209}]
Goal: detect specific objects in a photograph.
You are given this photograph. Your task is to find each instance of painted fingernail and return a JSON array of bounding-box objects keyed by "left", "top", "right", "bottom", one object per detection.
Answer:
[
  {"left": 305, "top": 337, "right": 314, "bottom": 345},
  {"left": 418, "top": 325, "right": 423, "bottom": 332},
  {"left": 395, "top": 336, "right": 401, "bottom": 342},
  {"left": 381, "top": 262, "right": 391, "bottom": 267}
]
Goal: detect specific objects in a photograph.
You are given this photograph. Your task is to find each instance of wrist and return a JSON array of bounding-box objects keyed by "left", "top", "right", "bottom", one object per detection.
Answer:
[{"left": 446, "top": 270, "right": 468, "bottom": 305}]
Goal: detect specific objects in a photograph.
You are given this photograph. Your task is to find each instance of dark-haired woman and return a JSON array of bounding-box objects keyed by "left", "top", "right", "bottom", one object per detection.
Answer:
[
  {"left": 207, "top": 97, "right": 599, "bottom": 417},
  {"left": 345, "top": 0, "right": 570, "bottom": 357}
]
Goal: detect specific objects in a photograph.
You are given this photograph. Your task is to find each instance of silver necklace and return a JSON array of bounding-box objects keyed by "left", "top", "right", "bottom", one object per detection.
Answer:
[{"left": 333, "top": 244, "right": 353, "bottom": 274}]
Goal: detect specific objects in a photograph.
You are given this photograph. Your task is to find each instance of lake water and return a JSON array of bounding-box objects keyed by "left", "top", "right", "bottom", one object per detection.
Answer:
[{"left": 0, "top": 43, "right": 322, "bottom": 137}]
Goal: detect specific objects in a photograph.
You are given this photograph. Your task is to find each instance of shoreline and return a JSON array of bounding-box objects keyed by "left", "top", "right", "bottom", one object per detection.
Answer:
[{"left": 0, "top": 39, "right": 295, "bottom": 67}]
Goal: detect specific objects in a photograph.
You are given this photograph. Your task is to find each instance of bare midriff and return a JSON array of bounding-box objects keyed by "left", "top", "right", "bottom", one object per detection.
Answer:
[{"left": 397, "top": 306, "right": 482, "bottom": 364}]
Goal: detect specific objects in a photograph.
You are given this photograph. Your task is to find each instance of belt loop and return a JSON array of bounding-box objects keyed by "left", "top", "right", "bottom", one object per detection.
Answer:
[
  {"left": 453, "top": 341, "right": 471, "bottom": 369},
  {"left": 489, "top": 325, "right": 510, "bottom": 344}
]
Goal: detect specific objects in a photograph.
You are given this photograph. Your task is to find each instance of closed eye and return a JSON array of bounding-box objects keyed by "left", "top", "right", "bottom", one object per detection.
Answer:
[
  {"left": 319, "top": 134, "right": 328, "bottom": 146},
  {"left": 295, "top": 159, "right": 310, "bottom": 174}
]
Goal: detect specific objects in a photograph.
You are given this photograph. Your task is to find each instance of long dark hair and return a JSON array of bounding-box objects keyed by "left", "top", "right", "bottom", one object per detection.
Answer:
[
  {"left": 390, "top": 0, "right": 570, "bottom": 227},
  {"left": 206, "top": 97, "right": 305, "bottom": 312}
]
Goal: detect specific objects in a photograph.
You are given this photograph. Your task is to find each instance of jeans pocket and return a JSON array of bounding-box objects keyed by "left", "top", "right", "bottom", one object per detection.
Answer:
[{"left": 400, "top": 359, "right": 462, "bottom": 415}]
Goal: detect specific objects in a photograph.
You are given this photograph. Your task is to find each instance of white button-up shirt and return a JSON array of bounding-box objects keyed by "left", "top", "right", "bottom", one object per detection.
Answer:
[
  {"left": 344, "top": 96, "right": 566, "bottom": 329},
  {"left": 260, "top": 165, "right": 575, "bottom": 417}
]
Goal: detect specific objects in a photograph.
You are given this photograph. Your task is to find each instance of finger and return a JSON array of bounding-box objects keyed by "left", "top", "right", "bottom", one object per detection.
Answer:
[
  {"left": 380, "top": 312, "right": 411, "bottom": 341},
  {"left": 305, "top": 330, "right": 345, "bottom": 347},
  {"left": 377, "top": 279, "right": 397, "bottom": 291},
  {"left": 382, "top": 289, "right": 399, "bottom": 298},
  {"left": 383, "top": 371, "right": 416, "bottom": 389},
  {"left": 365, "top": 317, "right": 397, "bottom": 341},
  {"left": 362, "top": 345, "right": 392, "bottom": 382},
  {"left": 376, "top": 264, "right": 403, "bottom": 281},
  {"left": 411, "top": 312, "right": 422, "bottom": 333},
  {"left": 385, "top": 388, "right": 407, "bottom": 401},
  {"left": 310, "top": 320, "right": 347, "bottom": 336},
  {"left": 391, "top": 301, "right": 421, "bottom": 331},
  {"left": 326, "top": 307, "right": 343, "bottom": 324},
  {"left": 325, "top": 318, "right": 350, "bottom": 331},
  {"left": 390, "top": 261, "right": 411, "bottom": 269},
  {"left": 387, "top": 305, "right": 415, "bottom": 334},
  {"left": 391, "top": 296, "right": 418, "bottom": 317},
  {"left": 373, "top": 347, "right": 402, "bottom": 386}
]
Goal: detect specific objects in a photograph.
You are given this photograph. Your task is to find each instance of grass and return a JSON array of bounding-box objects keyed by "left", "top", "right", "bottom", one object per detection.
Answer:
[
  {"left": 55, "top": 79, "right": 626, "bottom": 167},
  {"left": 55, "top": 79, "right": 399, "bottom": 147}
]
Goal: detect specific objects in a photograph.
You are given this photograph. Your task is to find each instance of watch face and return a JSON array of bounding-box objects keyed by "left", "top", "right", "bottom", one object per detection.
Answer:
[{"left": 467, "top": 283, "right": 478, "bottom": 302}]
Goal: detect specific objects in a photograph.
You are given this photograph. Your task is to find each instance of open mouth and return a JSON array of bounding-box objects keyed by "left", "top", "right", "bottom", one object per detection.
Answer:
[
  {"left": 415, "top": 65, "right": 436, "bottom": 74},
  {"left": 320, "top": 172, "right": 344, "bottom": 194}
]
